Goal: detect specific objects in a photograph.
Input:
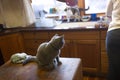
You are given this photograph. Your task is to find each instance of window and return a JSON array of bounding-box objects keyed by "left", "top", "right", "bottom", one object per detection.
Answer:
[
  {"left": 31, "top": 0, "right": 109, "bottom": 18},
  {"left": 31, "top": 0, "right": 67, "bottom": 18},
  {"left": 84, "top": 0, "right": 109, "bottom": 14}
]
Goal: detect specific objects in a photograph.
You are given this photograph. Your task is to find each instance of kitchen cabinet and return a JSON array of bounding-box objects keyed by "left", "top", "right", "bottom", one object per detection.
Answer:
[
  {"left": 21, "top": 30, "right": 100, "bottom": 73},
  {"left": 0, "top": 33, "right": 24, "bottom": 62},
  {"left": 22, "top": 31, "right": 49, "bottom": 55},
  {"left": 100, "top": 30, "right": 108, "bottom": 73},
  {"left": 0, "top": 49, "right": 4, "bottom": 65},
  {"left": 73, "top": 40, "right": 100, "bottom": 72},
  {"left": 48, "top": 30, "right": 100, "bottom": 73},
  {"left": 0, "top": 27, "right": 109, "bottom": 74}
]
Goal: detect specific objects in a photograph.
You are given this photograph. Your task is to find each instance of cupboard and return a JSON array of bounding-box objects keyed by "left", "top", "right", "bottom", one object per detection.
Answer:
[
  {"left": 49, "top": 30, "right": 100, "bottom": 73},
  {"left": 0, "top": 33, "right": 24, "bottom": 62},
  {"left": 15, "top": 30, "right": 101, "bottom": 73},
  {"left": 0, "top": 28, "right": 108, "bottom": 74},
  {"left": 22, "top": 31, "right": 49, "bottom": 55}
]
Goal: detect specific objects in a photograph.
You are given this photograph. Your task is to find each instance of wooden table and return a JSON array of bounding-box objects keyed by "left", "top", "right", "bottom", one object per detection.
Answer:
[{"left": 0, "top": 57, "right": 82, "bottom": 80}]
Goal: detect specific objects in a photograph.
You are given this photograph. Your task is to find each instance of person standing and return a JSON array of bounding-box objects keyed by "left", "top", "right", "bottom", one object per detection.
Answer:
[{"left": 106, "top": 0, "right": 120, "bottom": 80}]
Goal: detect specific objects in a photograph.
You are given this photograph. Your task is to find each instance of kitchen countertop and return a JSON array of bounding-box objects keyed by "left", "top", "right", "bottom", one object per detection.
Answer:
[{"left": 0, "top": 22, "right": 108, "bottom": 36}]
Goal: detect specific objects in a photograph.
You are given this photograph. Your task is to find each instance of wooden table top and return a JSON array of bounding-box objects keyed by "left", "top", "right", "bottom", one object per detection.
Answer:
[{"left": 0, "top": 57, "right": 82, "bottom": 80}]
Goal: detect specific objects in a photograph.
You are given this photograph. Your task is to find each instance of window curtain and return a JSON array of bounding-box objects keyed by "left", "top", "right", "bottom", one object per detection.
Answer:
[
  {"left": 31, "top": 0, "right": 67, "bottom": 18},
  {"left": 0, "top": 0, "right": 36, "bottom": 28},
  {"left": 31, "top": 0, "right": 57, "bottom": 15}
]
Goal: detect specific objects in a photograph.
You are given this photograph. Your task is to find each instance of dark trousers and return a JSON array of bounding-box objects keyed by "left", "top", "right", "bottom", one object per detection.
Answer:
[{"left": 106, "top": 29, "right": 120, "bottom": 80}]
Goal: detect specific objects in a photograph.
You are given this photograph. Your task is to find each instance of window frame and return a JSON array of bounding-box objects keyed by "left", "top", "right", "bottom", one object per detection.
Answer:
[{"left": 78, "top": 0, "right": 105, "bottom": 16}]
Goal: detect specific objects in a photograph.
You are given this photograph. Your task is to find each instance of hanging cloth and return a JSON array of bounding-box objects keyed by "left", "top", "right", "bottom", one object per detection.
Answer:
[{"left": 0, "top": 0, "right": 36, "bottom": 28}]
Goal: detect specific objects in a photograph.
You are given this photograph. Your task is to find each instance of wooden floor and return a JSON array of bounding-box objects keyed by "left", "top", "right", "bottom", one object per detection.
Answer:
[
  {"left": 83, "top": 76, "right": 106, "bottom": 80},
  {"left": 82, "top": 71, "right": 107, "bottom": 80}
]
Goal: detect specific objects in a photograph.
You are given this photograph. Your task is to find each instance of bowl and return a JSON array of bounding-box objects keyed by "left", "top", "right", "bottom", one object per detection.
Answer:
[{"left": 81, "top": 16, "right": 90, "bottom": 22}]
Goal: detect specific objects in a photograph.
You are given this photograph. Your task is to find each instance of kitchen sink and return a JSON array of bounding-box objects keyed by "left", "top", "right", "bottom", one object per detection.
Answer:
[{"left": 55, "top": 21, "right": 97, "bottom": 29}]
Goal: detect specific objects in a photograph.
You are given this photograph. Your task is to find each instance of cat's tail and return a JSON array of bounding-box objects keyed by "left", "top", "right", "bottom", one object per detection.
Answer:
[{"left": 23, "top": 55, "right": 37, "bottom": 65}]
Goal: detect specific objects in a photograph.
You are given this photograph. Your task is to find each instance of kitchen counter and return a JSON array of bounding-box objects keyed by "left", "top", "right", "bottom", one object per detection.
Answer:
[{"left": 0, "top": 22, "right": 107, "bottom": 36}]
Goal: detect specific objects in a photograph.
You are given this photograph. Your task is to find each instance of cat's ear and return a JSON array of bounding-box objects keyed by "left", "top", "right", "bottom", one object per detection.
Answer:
[
  {"left": 61, "top": 34, "right": 64, "bottom": 38},
  {"left": 54, "top": 34, "right": 58, "bottom": 36},
  {"left": 51, "top": 34, "right": 58, "bottom": 39}
]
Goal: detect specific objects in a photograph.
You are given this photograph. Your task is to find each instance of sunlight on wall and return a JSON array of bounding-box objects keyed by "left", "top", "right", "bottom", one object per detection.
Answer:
[
  {"left": 31, "top": 0, "right": 67, "bottom": 18},
  {"left": 85, "top": 0, "right": 109, "bottom": 14}
]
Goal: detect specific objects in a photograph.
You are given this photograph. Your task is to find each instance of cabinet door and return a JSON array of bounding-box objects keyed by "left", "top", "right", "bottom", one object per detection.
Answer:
[
  {"left": 73, "top": 40, "right": 100, "bottom": 72},
  {"left": 48, "top": 30, "right": 100, "bottom": 73},
  {"left": 100, "top": 30, "right": 108, "bottom": 73},
  {"left": 101, "top": 52, "right": 108, "bottom": 73},
  {"left": 0, "top": 49, "right": 4, "bottom": 65},
  {"left": 22, "top": 31, "right": 49, "bottom": 55},
  {"left": 0, "top": 33, "right": 24, "bottom": 62},
  {"left": 60, "top": 40, "right": 75, "bottom": 57},
  {"left": 24, "top": 39, "right": 48, "bottom": 55}
]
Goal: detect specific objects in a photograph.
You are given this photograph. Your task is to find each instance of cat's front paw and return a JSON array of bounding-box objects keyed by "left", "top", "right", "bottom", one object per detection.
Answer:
[
  {"left": 44, "top": 64, "right": 55, "bottom": 71},
  {"left": 57, "top": 61, "right": 62, "bottom": 66}
]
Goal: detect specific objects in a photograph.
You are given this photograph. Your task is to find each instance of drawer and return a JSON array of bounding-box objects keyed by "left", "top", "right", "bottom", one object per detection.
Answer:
[
  {"left": 22, "top": 32, "right": 49, "bottom": 39},
  {"left": 24, "top": 39, "right": 47, "bottom": 49},
  {"left": 49, "top": 31, "right": 100, "bottom": 40},
  {"left": 0, "top": 33, "right": 20, "bottom": 40}
]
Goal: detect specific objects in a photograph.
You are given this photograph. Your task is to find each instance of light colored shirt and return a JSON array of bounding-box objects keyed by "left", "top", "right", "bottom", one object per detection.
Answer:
[{"left": 106, "top": 0, "right": 120, "bottom": 31}]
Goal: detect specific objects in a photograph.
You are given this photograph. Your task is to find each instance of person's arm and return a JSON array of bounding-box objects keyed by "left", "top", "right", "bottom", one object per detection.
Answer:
[{"left": 106, "top": 0, "right": 113, "bottom": 18}]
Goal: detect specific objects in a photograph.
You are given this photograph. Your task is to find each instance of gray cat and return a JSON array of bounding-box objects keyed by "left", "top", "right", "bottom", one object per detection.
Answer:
[
  {"left": 23, "top": 34, "right": 65, "bottom": 70},
  {"left": 64, "top": 6, "right": 90, "bottom": 22}
]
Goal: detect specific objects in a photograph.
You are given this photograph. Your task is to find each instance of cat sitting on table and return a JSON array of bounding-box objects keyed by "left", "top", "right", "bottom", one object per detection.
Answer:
[{"left": 23, "top": 34, "right": 65, "bottom": 70}]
